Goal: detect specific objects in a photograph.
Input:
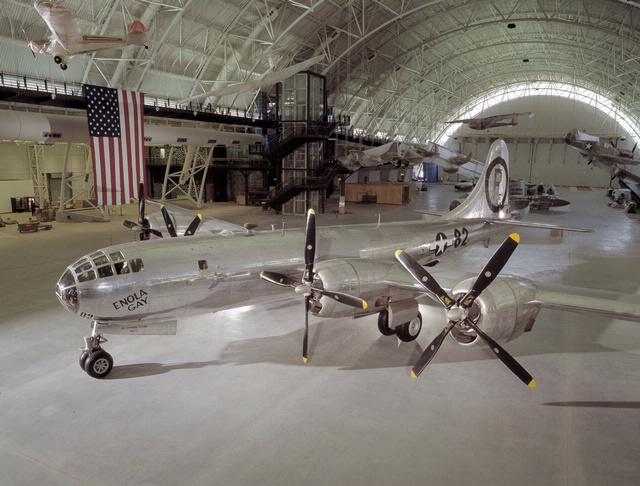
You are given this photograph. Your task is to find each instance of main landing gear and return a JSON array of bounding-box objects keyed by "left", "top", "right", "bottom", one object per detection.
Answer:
[
  {"left": 377, "top": 310, "right": 423, "bottom": 342},
  {"left": 53, "top": 55, "right": 68, "bottom": 70},
  {"left": 80, "top": 322, "right": 113, "bottom": 379}
]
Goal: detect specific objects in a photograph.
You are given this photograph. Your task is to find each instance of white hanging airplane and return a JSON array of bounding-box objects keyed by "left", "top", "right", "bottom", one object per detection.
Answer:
[
  {"left": 56, "top": 140, "right": 640, "bottom": 385},
  {"left": 29, "top": 1, "right": 147, "bottom": 70},
  {"left": 177, "top": 53, "right": 325, "bottom": 104}
]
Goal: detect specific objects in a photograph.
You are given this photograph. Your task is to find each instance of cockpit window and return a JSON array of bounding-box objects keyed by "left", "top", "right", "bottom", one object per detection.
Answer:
[
  {"left": 74, "top": 261, "right": 92, "bottom": 274},
  {"left": 72, "top": 257, "right": 88, "bottom": 268},
  {"left": 109, "top": 251, "right": 125, "bottom": 262},
  {"left": 93, "top": 255, "right": 109, "bottom": 266},
  {"left": 78, "top": 270, "right": 96, "bottom": 282},
  {"left": 97, "top": 265, "right": 114, "bottom": 278},
  {"left": 59, "top": 269, "right": 75, "bottom": 289},
  {"left": 114, "top": 261, "right": 129, "bottom": 275},
  {"left": 198, "top": 260, "right": 208, "bottom": 270},
  {"left": 130, "top": 258, "right": 144, "bottom": 273}
]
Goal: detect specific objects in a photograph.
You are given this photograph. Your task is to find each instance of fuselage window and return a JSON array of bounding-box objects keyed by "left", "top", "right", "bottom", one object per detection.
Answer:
[
  {"left": 109, "top": 251, "right": 125, "bottom": 262},
  {"left": 97, "top": 265, "right": 114, "bottom": 278},
  {"left": 114, "top": 261, "right": 129, "bottom": 275},
  {"left": 78, "top": 270, "right": 96, "bottom": 282},
  {"left": 129, "top": 258, "right": 144, "bottom": 273},
  {"left": 198, "top": 260, "right": 208, "bottom": 271}
]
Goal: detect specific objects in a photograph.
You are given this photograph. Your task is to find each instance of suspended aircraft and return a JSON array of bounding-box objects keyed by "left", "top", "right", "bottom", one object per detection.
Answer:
[
  {"left": 565, "top": 128, "right": 640, "bottom": 204},
  {"left": 56, "top": 140, "right": 640, "bottom": 385},
  {"left": 177, "top": 53, "right": 325, "bottom": 105},
  {"left": 29, "top": 1, "right": 147, "bottom": 70},
  {"left": 337, "top": 141, "right": 429, "bottom": 171},
  {"left": 446, "top": 112, "right": 534, "bottom": 130}
]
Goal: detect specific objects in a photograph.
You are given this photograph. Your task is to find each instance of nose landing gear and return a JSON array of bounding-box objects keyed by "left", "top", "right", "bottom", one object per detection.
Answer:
[{"left": 80, "top": 322, "right": 113, "bottom": 379}]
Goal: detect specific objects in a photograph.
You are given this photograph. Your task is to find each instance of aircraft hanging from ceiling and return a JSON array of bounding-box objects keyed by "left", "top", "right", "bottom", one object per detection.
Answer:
[
  {"left": 337, "top": 141, "right": 429, "bottom": 170},
  {"left": 446, "top": 112, "right": 534, "bottom": 130},
  {"left": 55, "top": 140, "right": 640, "bottom": 385},
  {"left": 564, "top": 128, "right": 640, "bottom": 204},
  {"left": 177, "top": 53, "right": 325, "bottom": 104},
  {"left": 29, "top": 1, "right": 147, "bottom": 70}
]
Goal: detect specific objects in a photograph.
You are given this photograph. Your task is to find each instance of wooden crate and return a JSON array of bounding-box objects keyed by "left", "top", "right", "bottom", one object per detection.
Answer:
[{"left": 345, "top": 182, "right": 413, "bottom": 205}]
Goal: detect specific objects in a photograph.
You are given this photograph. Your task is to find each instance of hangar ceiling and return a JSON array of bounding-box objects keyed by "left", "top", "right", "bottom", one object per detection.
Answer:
[{"left": 2, "top": 0, "right": 640, "bottom": 143}]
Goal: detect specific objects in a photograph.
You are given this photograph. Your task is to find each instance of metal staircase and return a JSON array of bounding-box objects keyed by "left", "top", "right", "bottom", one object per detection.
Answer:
[{"left": 264, "top": 161, "right": 348, "bottom": 212}]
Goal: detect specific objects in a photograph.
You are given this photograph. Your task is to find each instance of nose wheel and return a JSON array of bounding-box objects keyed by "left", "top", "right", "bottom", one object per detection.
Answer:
[{"left": 80, "top": 322, "right": 113, "bottom": 379}]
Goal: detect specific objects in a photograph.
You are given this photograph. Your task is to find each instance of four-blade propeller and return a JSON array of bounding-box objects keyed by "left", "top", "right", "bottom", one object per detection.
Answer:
[
  {"left": 260, "top": 209, "right": 367, "bottom": 363},
  {"left": 123, "top": 181, "right": 202, "bottom": 239},
  {"left": 396, "top": 233, "right": 536, "bottom": 388}
]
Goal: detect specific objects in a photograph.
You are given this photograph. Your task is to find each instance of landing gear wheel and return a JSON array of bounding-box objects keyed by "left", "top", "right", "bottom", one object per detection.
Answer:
[
  {"left": 396, "top": 312, "right": 422, "bottom": 342},
  {"left": 61, "top": 63, "right": 68, "bottom": 70},
  {"left": 54, "top": 55, "right": 62, "bottom": 64},
  {"left": 377, "top": 310, "right": 395, "bottom": 336},
  {"left": 79, "top": 351, "right": 90, "bottom": 370},
  {"left": 84, "top": 349, "right": 113, "bottom": 379}
]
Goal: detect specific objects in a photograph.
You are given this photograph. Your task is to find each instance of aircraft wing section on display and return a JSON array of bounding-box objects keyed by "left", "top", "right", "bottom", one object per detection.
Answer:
[{"left": 178, "top": 54, "right": 325, "bottom": 104}]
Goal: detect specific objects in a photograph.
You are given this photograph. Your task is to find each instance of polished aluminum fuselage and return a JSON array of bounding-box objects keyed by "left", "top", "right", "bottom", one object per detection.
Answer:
[{"left": 61, "top": 218, "right": 507, "bottom": 323}]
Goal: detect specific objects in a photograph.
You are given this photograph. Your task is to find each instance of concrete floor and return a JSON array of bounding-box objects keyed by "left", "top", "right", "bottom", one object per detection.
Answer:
[{"left": 1, "top": 185, "right": 639, "bottom": 486}]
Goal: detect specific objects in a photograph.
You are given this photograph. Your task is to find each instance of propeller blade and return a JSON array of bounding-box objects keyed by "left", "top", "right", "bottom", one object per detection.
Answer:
[
  {"left": 185, "top": 214, "right": 202, "bottom": 236},
  {"left": 123, "top": 220, "right": 140, "bottom": 230},
  {"left": 395, "top": 249, "right": 454, "bottom": 309},
  {"left": 303, "top": 209, "right": 316, "bottom": 282},
  {"left": 303, "top": 295, "right": 310, "bottom": 363},
  {"left": 148, "top": 229, "right": 164, "bottom": 239},
  {"left": 138, "top": 181, "right": 145, "bottom": 225},
  {"left": 260, "top": 271, "right": 300, "bottom": 288},
  {"left": 410, "top": 321, "right": 456, "bottom": 378},
  {"left": 160, "top": 205, "right": 177, "bottom": 237},
  {"left": 315, "top": 288, "right": 368, "bottom": 309},
  {"left": 458, "top": 233, "right": 519, "bottom": 309},
  {"left": 464, "top": 319, "right": 536, "bottom": 388}
]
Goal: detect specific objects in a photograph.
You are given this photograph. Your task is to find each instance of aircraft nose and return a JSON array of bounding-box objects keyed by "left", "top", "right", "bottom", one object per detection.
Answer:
[{"left": 55, "top": 269, "right": 79, "bottom": 314}]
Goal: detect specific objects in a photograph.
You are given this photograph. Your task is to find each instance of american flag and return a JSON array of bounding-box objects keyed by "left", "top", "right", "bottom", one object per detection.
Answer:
[{"left": 84, "top": 84, "right": 145, "bottom": 206}]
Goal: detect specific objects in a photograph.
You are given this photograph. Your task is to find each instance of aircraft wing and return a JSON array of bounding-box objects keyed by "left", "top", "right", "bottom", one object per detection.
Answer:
[
  {"left": 488, "top": 219, "right": 593, "bottom": 233},
  {"left": 178, "top": 54, "right": 325, "bottom": 104},
  {"left": 532, "top": 283, "right": 640, "bottom": 323},
  {"left": 594, "top": 153, "right": 640, "bottom": 167},
  {"left": 258, "top": 53, "right": 325, "bottom": 86},
  {"left": 142, "top": 198, "right": 246, "bottom": 233},
  {"left": 35, "top": 2, "right": 83, "bottom": 49}
]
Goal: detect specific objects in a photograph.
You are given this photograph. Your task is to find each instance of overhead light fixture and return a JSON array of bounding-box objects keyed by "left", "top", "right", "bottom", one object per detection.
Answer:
[
  {"left": 522, "top": 59, "right": 530, "bottom": 63},
  {"left": 507, "top": 23, "right": 516, "bottom": 29}
]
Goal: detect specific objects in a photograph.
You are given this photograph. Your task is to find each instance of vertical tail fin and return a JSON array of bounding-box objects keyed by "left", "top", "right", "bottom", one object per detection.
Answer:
[{"left": 442, "top": 139, "right": 510, "bottom": 221}]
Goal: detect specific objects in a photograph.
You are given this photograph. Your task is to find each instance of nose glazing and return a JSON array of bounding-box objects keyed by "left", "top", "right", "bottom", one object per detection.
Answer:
[{"left": 56, "top": 269, "right": 78, "bottom": 314}]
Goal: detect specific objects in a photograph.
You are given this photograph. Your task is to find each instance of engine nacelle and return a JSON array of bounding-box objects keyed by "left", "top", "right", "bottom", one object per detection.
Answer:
[
  {"left": 311, "top": 258, "right": 396, "bottom": 317},
  {"left": 449, "top": 276, "right": 540, "bottom": 346}
]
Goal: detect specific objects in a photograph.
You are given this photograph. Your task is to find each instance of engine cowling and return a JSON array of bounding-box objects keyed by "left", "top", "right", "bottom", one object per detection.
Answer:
[
  {"left": 448, "top": 276, "right": 540, "bottom": 346},
  {"left": 310, "top": 258, "right": 396, "bottom": 317}
]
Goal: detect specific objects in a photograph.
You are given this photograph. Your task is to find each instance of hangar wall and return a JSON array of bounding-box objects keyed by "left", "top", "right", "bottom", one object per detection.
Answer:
[{"left": 453, "top": 138, "right": 612, "bottom": 187}]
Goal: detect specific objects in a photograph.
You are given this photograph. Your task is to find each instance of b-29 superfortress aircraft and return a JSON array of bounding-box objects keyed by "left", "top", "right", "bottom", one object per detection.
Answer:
[{"left": 56, "top": 140, "right": 640, "bottom": 385}]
